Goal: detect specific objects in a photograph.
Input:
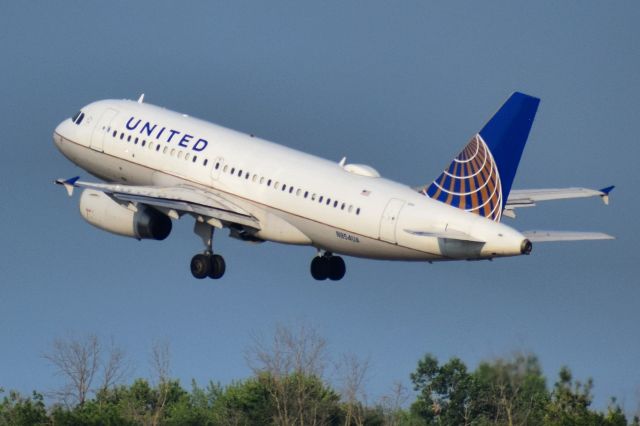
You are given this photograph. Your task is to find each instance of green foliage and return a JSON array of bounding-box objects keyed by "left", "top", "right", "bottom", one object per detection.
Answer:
[
  {"left": 2, "top": 349, "right": 635, "bottom": 425},
  {"left": 543, "top": 367, "right": 628, "bottom": 426},
  {"left": 0, "top": 390, "right": 48, "bottom": 426},
  {"left": 409, "top": 354, "right": 629, "bottom": 426},
  {"left": 410, "top": 355, "right": 475, "bottom": 425},
  {"left": 472, "top": 353, "right": 549, "bottom": 425}
]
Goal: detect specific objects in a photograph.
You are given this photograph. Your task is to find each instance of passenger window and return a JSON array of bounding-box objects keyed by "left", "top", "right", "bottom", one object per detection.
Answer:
[
  {"left": 170, "top": 149, "right": 176, "bottom": 156},
  {"left": 156, "top": 145, "right": 161, "bottom": 152},
  {"left": 215, "top": 162, "right": 220, "bottom": 170},
  {"left": 282, "top": 184, "right": 287, "bottom": 192},
  {"left": 311, "top": 193, "right": 316, "bottom": 201},
  {"left": 333, "top": 201, "right": 338, "bottom": 208},
  {"left": 289, "top": 187, "right": 294, "bottom": 194},
  {"left": 178, "top": 151, "right": 183, "bottom": 159},
  {"left": 231, "top": 168, "right": 235, "bottom": 174},
  {"left": 185, "top": 153, "right": 191, "bottom": 161},
  {"left": 112, "top": 130, "right": 117, "bottom": 138},
  {"left": 341, "top": 203, "right": 345, "bottom": 210},
  {"left": 326, "top": 198, "right": 331, "bottom": 205},
  {"left": 275, "top": 182, "right": 280, "bottom": 190},
  {"left": 260, "top": 177, "right": 265, "bottom": 184},
  {"left": 348, "top": 205, "right": 353, "bottom": 213},
  {"left": 192, "top": 156, "right": 197, "bottom": 163},
  {"left": 127, "top": 135, "right": 131, "bottom": 142},
  {"left": 296, "top": 188, "right": 301, "bottom": 196},
  {"left": 304, "top": 191, "right": 308, "bottom": 198},
  {"left": 204, "top": 159, "right": 209, "bottom": 166},
  {"left": 135, "top": 137, "right": 139, "bottom": 144},
  {"left": 163, "top": 146, "right": 168, "bottom": 154},
  {"left": 238, "top": 169, "right": 242, "bottom": 177},
  {"left": 267, "top": 179, "right": 272, "bottom": 186},
  {"left": 245, "top": 172, "right": 250, "bottom": 179},
  {"left": 356, "top": 207, "right": 361, "bottom": 215},
  {"left": 120, "top": 133, "right": 124, "bottom": 140},
  {"left": 223, "top": 165, "right": 228, "bottom": 173},
  {"left": 319, "top": 196, "right": 323, "bottom": 203},
  {"left": 252, "top": 175, "right": 258, "bottom": 182}
]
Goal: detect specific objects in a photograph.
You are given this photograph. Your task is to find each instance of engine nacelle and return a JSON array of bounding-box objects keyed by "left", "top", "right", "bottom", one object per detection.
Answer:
[{"left": 79, "top": 189, "right": 172, "bottom": 240}]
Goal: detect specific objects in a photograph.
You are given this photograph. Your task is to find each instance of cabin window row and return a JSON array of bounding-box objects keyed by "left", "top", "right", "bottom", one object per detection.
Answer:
[
  {"left": 104, "top": 126, "right": 362, "bottom": 216},
  {"left": 107, "top": 127, "right": 210, "bottom": 166},
  {"left": 214, "top": 161, "right": 362, "bottom": 216}
]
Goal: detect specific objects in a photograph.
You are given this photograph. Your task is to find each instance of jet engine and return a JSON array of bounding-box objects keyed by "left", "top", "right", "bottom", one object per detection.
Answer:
[{"left": 78, "top": 189, "right": 172, "bottom": 240}]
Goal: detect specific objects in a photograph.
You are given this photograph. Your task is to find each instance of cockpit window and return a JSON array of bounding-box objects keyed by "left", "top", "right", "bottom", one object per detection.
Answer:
[{"left": 71, "top": 111, "right": 85, "bottom": 125}]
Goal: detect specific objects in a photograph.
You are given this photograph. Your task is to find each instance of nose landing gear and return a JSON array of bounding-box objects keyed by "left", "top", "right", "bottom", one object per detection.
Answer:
[
  {"left": 310, "top": 252, "right": 346, "bottom": 281},
  {"left": 191, "top": 221, "right": 226, "bottom": 279}
]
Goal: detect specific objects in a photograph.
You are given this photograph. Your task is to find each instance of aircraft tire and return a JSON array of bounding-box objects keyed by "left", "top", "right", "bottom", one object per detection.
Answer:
[
  {"left": 191, "top": 254, "right": 211, "bottom": 279},
  {"left": 209, "top": 254, "right": 226, "bottom": 279},
  {"left": 310, "top": 256, "right": 329, "bottom": 280},
  {"left": 328, "top": 256, "right": 346, "bottom": 281}
]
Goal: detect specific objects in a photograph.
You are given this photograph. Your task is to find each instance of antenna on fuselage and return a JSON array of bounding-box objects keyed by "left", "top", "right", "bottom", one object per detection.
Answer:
[
  {"left": 338, "top": 157, "right": 346, "bottom": 167},
  {"left": 137, "top": 93, "right": 145, "bottom": 104}
]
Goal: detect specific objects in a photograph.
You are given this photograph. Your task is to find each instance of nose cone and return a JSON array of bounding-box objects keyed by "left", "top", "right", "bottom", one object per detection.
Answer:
[{"left": 53, "top": 118, "right": 73, "bottom": 150}]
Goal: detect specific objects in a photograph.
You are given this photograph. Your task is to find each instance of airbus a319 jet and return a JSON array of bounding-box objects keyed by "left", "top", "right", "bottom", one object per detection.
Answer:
[{"left": 54, "top": 92, "right": 613, "bottom": 280}]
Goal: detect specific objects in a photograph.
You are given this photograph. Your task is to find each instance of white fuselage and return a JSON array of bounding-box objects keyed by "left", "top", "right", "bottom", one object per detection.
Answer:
[{"left": 53, "top": 99, "right": 528, "bottom": 261}]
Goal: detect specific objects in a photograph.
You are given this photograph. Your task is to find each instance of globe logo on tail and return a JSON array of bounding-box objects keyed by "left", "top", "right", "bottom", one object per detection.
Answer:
[{"left": 422, "top": 134, "right": 503, "bottom": 222}]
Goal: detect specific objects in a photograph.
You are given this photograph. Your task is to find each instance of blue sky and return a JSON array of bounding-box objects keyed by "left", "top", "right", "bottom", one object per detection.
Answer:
[{"left": 1, "top": 0, "right": 638, "bottom": 414}]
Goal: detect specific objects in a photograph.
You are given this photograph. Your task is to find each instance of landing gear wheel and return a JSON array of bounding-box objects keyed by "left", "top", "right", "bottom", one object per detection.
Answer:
[
  {"left": 190, "top": 254, "right": 211, "bottom": 279},
  {"left": 208, "top": 254, "right": 226, "bottom": 279},
  {"left": 310, "top": 256, "right": 329, "bottom": 280},
  {"left": 310, "top": 254, "right": 346, "bottom": 281},
  {"left": 328, "top": 256, "right": 346, "bottom": 281}
]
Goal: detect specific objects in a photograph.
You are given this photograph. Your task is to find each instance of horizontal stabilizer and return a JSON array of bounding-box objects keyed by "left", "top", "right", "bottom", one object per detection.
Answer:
[
  {"left": 522, "top": 230, "right": 614, "bottom": 242},
  {"left": 404, "top": 228, "right": 485, "bottom": 243}
]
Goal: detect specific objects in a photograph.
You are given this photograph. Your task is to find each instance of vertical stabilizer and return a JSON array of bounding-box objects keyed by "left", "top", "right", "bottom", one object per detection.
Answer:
[{"left": 422, "top": 92, "right": 540, "bottom": 222}]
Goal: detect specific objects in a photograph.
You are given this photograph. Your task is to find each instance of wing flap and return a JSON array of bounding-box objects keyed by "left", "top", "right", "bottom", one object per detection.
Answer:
[{"left": 522, "top": 230, "right": 614, "bottom": 242}]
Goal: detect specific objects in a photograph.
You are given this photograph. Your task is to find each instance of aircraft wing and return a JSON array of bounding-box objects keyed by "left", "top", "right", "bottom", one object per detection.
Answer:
[
  {"left": 55, "top": 177, "right": 260, "bottom": 229},
  {"left": 503, "top": 186, "right": 614, "bottom": 218},
  {"left": 522, "top": 230, "right": 614, "bottom": 242}
]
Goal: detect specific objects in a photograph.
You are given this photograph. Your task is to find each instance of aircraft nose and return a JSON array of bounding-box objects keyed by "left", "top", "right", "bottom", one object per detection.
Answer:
[{"left": 53, "top": 119, "right": 71, "bottom": 149}]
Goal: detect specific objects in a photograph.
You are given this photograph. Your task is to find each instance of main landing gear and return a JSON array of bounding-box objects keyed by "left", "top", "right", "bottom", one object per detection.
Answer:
[
  {"left": 191, "top": 221, "right": 226, "bottom": 279},
  {"left": 310, "top": 251, "right": 346, "bottom": 281}
]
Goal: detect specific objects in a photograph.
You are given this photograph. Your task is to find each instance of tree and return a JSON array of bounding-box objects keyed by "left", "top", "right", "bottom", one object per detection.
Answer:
[
  {"left": 378, "top": 381, "right": 411, "bottom": 426},
  {"left": 0, "top": 390, "right": 48, "bottom": 426},
  {"left": 337, "top": 353, "right": 370, "bottom": 426},
  {"left": 44, "top": 334, "right": 129, "bottom": 407},
  {"left": 543, "top": 366, "right": 627, "bottom": 426},
  {"left": 472, "top": 352, "right": 548, "bottom": 425},
  {"left": 410, "top": 354, "right": 475, "bottom": 425},
  {"left": 246, "top": 323, "right": 340, "bottom": 425}
]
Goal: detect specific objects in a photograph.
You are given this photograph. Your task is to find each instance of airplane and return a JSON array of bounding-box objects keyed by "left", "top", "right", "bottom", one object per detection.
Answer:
[{"left": 54, "top": 92, "right": 614, "bottom": 281}]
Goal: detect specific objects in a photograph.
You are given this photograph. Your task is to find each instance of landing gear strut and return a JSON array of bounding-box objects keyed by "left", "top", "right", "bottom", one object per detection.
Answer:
[
  {"left": 191, "top": 221, "right": 226, "bottom": 279},
  {"left": 310, "top": 252, "right": 346, "bottom": 281}
]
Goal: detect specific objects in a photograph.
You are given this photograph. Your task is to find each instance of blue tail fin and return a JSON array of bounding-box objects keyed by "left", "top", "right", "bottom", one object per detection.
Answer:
[{"left": 421, "top": 92, "right": 540, "bottom": 222}]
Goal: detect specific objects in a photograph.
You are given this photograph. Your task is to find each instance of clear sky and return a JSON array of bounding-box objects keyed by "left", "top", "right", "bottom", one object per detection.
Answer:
[{"left": 1, "top": 0, "right": 638, "bottom": 415}]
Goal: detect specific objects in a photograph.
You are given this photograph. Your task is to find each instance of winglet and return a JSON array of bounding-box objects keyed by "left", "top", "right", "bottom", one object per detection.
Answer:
[
  {"left": 599, "top": 185, "right": 615, "bottom": 205},
  {"left": 55, "top": 176, "right": 80, "bottom": 197}
]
